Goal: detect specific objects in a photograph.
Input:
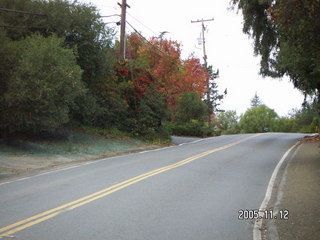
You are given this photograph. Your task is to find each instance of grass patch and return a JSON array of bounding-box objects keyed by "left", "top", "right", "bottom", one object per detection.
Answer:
[{"left": 80, "top": 126, "right": 131, "bottom": 139}]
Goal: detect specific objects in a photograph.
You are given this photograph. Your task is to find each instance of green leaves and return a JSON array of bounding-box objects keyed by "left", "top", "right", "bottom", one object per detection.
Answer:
[
  {"left": 1, "top": 34, "right": 84, "bottom": 135},
  {"left": 239, "top": 105, "right": 278, "bottom": 133},
  {"left": 231, "top": 0, "right": 320, "bottom": 97},
  {"left": 231, "top": 0, "right": 320, "bottom": 130},
  {"left": 176, "top": 92, "right": 209, "bottom": 123},
  {"left": 215, "top": 110, "right": 240, "bottom": 135}
]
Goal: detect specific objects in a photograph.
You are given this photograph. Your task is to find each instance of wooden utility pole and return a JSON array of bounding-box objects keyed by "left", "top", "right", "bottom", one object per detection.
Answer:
[
  {"left": 118, "top": 0, "right": 130, "bottom": 60},
  {"left": 191, "top": 18, "right": 214, "bottom": 115},
  {"left": 191, "top": 18, "right": 214, "bottom": 68}
]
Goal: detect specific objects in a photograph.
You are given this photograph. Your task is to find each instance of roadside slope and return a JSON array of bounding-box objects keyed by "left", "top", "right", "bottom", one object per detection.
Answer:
[{"left": 0, "top": 132, "right": 160, "bottom": 181}]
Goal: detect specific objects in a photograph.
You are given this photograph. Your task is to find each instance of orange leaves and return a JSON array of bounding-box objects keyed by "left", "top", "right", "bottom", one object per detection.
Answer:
[
  {"left": 118, "top": 33, "right": 209, "bottom": 107},
  {"left": 179, "top": 56, "right": 209, "bottom": 96}
]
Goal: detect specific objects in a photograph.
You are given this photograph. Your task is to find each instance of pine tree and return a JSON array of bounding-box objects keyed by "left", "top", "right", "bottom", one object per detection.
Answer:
[{"left": 250, "top": 92, "right": 262, "bottom": 108}]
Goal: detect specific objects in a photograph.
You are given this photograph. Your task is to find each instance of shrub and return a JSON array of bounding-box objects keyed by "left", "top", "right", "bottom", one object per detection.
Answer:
[{"left": 1, "top": 34, "right": 85, "bottom": 136}]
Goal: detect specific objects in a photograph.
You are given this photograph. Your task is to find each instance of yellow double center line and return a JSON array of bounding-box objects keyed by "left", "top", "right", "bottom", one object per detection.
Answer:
[{"left": 0, "top": 134, "right": 261, "bottom": 238}]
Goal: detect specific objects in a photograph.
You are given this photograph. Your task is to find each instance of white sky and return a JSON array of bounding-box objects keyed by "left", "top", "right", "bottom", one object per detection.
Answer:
[{"left": 81, "top": 0, "right": 304, "bottom": 117}]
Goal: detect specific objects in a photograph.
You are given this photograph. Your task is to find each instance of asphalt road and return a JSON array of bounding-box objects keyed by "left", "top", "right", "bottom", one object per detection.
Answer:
[{"left": 0, "top": 133, "right": 305, "bottom": 240}]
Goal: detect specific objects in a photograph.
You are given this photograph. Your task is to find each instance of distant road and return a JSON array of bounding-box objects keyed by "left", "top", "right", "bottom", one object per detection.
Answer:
[{"left": 0, "top": 133, "right": 305, "bottom": 240}]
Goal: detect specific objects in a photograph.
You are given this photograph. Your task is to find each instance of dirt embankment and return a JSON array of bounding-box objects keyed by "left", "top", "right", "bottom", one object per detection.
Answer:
[{"left": 0, "top": 132, "right": 160, "bottom": 181}]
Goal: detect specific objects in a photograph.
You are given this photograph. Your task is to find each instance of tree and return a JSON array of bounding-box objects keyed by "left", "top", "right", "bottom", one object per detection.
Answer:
[
  {"left": 231, "top": 0, "right": 320, "bottom": 118},
  {"left": 125, "top": 33, "right": 209, "bottom": 108},
  {"left": 118, "top": 33, "right": 213, "bottom": 136},
  {"left": 250, "top": 92, "right": 262, "bottom": 107},
  {"left": 0, "top": 34, "right": 85, "bottom": 135},
  {"left": 289, "top": 102, "right": 318, "bottom": 133},
  {"left": 0, "top": 0, "right": 121, "bottom": 128},
  {"left": 204, "top": 66, "right": 225, "bottom": 116},
  {"left": 134, "top": 86, "right": 168, "bottom": 136},
  {"left": 215, "top": 110, "right": 240, "bottom": 135},
  {"left": 168, "top": 92, "right": 212, "bottom": 137},
  {"left": 239, "top": 105, "right": 278, "bottom": 133},
  {"left": 176, "top": 92, "right": 209, "bottom": 123},
  {"left": 274, "top": 117, "right": 294, "bottom": 133}
]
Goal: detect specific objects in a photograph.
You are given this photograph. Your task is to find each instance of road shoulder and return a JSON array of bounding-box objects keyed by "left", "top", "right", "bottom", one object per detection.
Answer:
[{"left": 266, "top": 140, "right": 320, "bottom": 240}]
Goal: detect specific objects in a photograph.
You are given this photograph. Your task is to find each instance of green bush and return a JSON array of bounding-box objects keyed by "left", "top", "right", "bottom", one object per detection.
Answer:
[
  {"left": 298, "top": 117, "right": 318, "bottom": 133},
  {"left": 239, "top": 105, "right": 278, "bottom": 133},
  {"left": 1, "top": 34, "right": 85, "bottom": 135},
  {"left": 214, "top": 110, "right": 240, "bottom": 135},
  {"left": 273, "top": 117, "right": 294, "bottom": 132},
  {"left": 125, "top": 86, "right": 168, "bottom": 137},
  {"left": 176, "top": 92, "right": 209, "bottom": 123}
]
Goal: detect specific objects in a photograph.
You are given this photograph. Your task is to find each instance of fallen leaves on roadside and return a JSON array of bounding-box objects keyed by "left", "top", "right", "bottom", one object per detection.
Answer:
[{"left": 299, "top": 134, "right": 320, "bottom": 143}]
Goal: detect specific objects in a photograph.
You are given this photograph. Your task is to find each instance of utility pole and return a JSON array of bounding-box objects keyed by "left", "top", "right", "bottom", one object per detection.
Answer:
[
  {"left": 191, "top": 18, "right": 214, "bottom": 68},
  {"left": 191, "top": 18, "right": 214, "bottom": 122},
  {"left": 191, "top": 18, "right": 214, "bottom": 120},
  {"left": 118, "top": 0, "right": 130, "bottom": 61}
]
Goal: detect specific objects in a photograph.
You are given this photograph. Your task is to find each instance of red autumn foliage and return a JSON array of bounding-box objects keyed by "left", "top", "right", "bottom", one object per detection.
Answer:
[{"left": 117, "top": 33, "right": 209, "bottom": 107}]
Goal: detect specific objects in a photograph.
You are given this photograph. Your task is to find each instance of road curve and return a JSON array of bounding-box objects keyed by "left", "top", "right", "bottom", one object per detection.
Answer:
[{"left": 0, "top": 133, "right": 305, "bottom": 240}]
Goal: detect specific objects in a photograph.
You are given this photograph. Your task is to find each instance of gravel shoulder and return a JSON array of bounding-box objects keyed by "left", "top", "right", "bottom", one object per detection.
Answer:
[{"left": 266, "top": 139, "right": 320, "bottom": 240}]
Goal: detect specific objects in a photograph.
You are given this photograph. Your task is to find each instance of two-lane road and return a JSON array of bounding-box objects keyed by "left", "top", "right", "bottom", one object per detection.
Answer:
[{"left": 0, "top": 133, "right": 305, "bottom": 240}]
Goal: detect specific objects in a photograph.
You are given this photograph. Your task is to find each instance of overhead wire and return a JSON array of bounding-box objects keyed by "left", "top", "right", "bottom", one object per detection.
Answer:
[
  {"left": 0, "top": 7, "right": 47, "bottom": 30},
  {"left": 126, "top": 20, "right": 174, "bottom": 59},
  {"left": 0, "top": 6, "right": 171, "bottom": 59},
  {"left": 0, "top": 8, "right": 47, "bottom": 17},
  {"left": 126, "top": 11, "right": 158, "bottom": 37},
  {"left": 0, "top": 25, "right": 44, "bottom": 29}
]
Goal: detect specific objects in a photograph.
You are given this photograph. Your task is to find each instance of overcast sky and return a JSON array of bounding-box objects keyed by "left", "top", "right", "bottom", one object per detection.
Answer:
[{"left": 80, "top": 0, "right": 304, "bottom": 117}]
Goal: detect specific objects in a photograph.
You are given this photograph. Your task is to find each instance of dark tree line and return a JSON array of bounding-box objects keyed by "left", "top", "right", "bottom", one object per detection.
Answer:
[
  {"left": 0, "top": 0, "right": 223, "bottom": 139},
  {"left": 0, "top": 0, "right": 128, "bottom": 137}
]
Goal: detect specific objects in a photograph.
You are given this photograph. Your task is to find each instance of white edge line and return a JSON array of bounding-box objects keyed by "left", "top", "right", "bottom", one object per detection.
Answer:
[
  {"left": 178, "top": 138, "right": 205, "bottom": 146},
  {"left": 0, "top": 151, "right": 149, "bottom": 186},
  {"left": 0, "top": 139, "right": 197, "bottom": 186},
  {"left": 139, "top": 145, "right": 174, "bottom": 154},
  {"left": 253, "top": 142, "right": 301, "bottom": 240}
]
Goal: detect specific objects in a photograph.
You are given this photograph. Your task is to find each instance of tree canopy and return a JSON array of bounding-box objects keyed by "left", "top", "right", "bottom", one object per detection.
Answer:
[
  {"left": 231, "top": 0, "right": 320, "bottom": 106},
  {"left": 1, "top": 34, "right": 84, "bottom": 135},
  {"left": 0, "top": 0, "right": 224, "bottom": 138},
  {"left": 239, "top": 105, "right": 278, "bottom": 133}
]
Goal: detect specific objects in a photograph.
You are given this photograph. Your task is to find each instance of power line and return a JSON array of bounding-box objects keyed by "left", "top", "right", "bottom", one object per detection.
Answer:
[
  {"left": 126, "top": 21, "right": 172, "bottom": 58},
  {"left": 105, "top": 21, "right": 121, "bottom": 25},
  {"left": 126, "top": 11, "right": 157, "bottom": 36},
  {"left": 0, "top": 8, "right": 47, "bottom": 17},
  {"left": 100, "top": 14, "right": 120, "bottom": 18},
  {"left": 0, "top": 25, "right": 44, "bottom": 30}
]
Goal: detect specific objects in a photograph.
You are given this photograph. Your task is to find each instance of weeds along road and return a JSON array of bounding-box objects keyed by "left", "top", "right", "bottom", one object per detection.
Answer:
[{"left": 0, "top": 133, "right": 306, "bottom": 240}]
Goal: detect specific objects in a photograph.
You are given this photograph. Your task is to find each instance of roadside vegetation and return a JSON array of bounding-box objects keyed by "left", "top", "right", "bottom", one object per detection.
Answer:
[
  {"left": 214, "top": 94, "right": 318, "bottom": 135},
  {"left": 0, "top": 0, "right": 318, "bottom": 149},
  {"left": 0, "top": 0, "right": 225, "bottom": 144},
  {"left": 230, "top": 0, "right": 320, "bottom": 134}
]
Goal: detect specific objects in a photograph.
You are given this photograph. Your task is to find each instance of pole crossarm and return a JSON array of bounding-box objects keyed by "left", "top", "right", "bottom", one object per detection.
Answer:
[
  {"left": 191, "top": 18, "right": 214, "bottom": 24},
  {"left": 190, "top": 18, "right": 214, "bottom": 67}
]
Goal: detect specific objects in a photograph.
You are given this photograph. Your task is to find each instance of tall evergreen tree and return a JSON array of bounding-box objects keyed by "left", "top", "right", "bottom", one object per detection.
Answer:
[{"left": 250, "top": 92, "right": 262, "bottom": 108}]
